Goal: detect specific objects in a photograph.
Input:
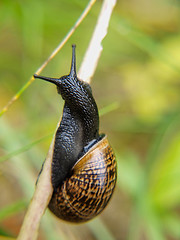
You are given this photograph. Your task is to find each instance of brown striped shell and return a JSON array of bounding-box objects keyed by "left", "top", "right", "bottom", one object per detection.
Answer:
[{"left": 48, "top": 135, "right": 117, "bottom": 223}]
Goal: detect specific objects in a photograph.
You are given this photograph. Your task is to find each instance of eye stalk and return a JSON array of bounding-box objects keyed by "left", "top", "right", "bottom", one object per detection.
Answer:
[
  {"left": 33, "top": 74, "right": 60, "bottom": 86},
  {"left": 69, "top": 44, "right": 77, "bottom": 78}
]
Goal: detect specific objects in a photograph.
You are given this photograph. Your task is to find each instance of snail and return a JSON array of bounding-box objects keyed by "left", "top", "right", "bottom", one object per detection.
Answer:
[{"left": 34, "top": 45, "right": 117, "bottom": 223}]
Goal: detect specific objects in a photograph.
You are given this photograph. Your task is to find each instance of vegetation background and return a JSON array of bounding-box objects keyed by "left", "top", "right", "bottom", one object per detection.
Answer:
[{"left": 1, "top": 0, "right": 180, "bottom": 239}]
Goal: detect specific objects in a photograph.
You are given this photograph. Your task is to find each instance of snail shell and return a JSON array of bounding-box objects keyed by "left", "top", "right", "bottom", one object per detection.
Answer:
[{"left": 48, "top": 135, "right": 117, "bottom": 223}]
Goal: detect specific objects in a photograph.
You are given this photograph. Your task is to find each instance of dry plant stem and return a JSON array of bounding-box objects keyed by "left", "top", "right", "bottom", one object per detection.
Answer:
[
  {"left": 17, "top": 140, "right": 55, "bottom": 240},
  {"left": 0, "top": 0, "right": 96, "bottom": 117},
  {"left": 17, "top": 0, "right": 116, "bottom": 239},
  {"left": 78, "top": 0, "right": 117, "bottom": 83}
]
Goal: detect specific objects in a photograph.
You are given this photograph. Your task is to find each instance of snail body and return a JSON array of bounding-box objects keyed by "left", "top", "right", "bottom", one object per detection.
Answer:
[{"left": 34, "top": 45, "right": 117, "bottom": 223}]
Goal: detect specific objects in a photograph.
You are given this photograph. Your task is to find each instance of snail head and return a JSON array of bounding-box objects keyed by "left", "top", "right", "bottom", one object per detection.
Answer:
[{"left": 34, "top": 44, "right": 77, "bottom": 88}]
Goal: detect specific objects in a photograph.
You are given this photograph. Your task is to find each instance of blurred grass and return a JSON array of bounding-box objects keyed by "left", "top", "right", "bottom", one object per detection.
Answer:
[
  {"left": 0, "top": 200, "right": 27, "bottom": 222},
  {"left": 0, "top": 133, "right": 53, "bottom": 163},
  {"left": 1, "top": 0, "right": 180, "bottom": 239}
]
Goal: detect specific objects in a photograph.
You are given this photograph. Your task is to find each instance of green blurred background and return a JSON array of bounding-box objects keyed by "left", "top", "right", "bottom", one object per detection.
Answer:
[{"left": 1, "top": 0, "right": 180, "bottom": 239}]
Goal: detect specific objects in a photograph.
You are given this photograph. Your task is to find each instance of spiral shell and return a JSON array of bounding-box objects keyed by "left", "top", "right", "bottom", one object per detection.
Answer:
[{"left": 48, "top": 135, "right": 117, "bottom": 223}]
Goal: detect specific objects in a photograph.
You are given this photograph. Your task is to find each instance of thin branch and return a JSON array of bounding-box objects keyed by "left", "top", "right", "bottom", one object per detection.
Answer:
[
  {"left": 0, "top": 0, "right": 96, "bottom": 117},
  {"left": 17, "top": 0, "right": 117, "bottom": 239}
]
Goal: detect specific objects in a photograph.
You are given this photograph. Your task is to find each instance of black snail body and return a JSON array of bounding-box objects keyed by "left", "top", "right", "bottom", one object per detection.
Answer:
[{"left": 34, "top": 45, "right": 117, "bottom": 223}]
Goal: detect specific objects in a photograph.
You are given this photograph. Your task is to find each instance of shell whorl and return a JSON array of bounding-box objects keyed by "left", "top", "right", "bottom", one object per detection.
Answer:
[{"left": 48, "top": 136, "right": 117, "bottom": 223}]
